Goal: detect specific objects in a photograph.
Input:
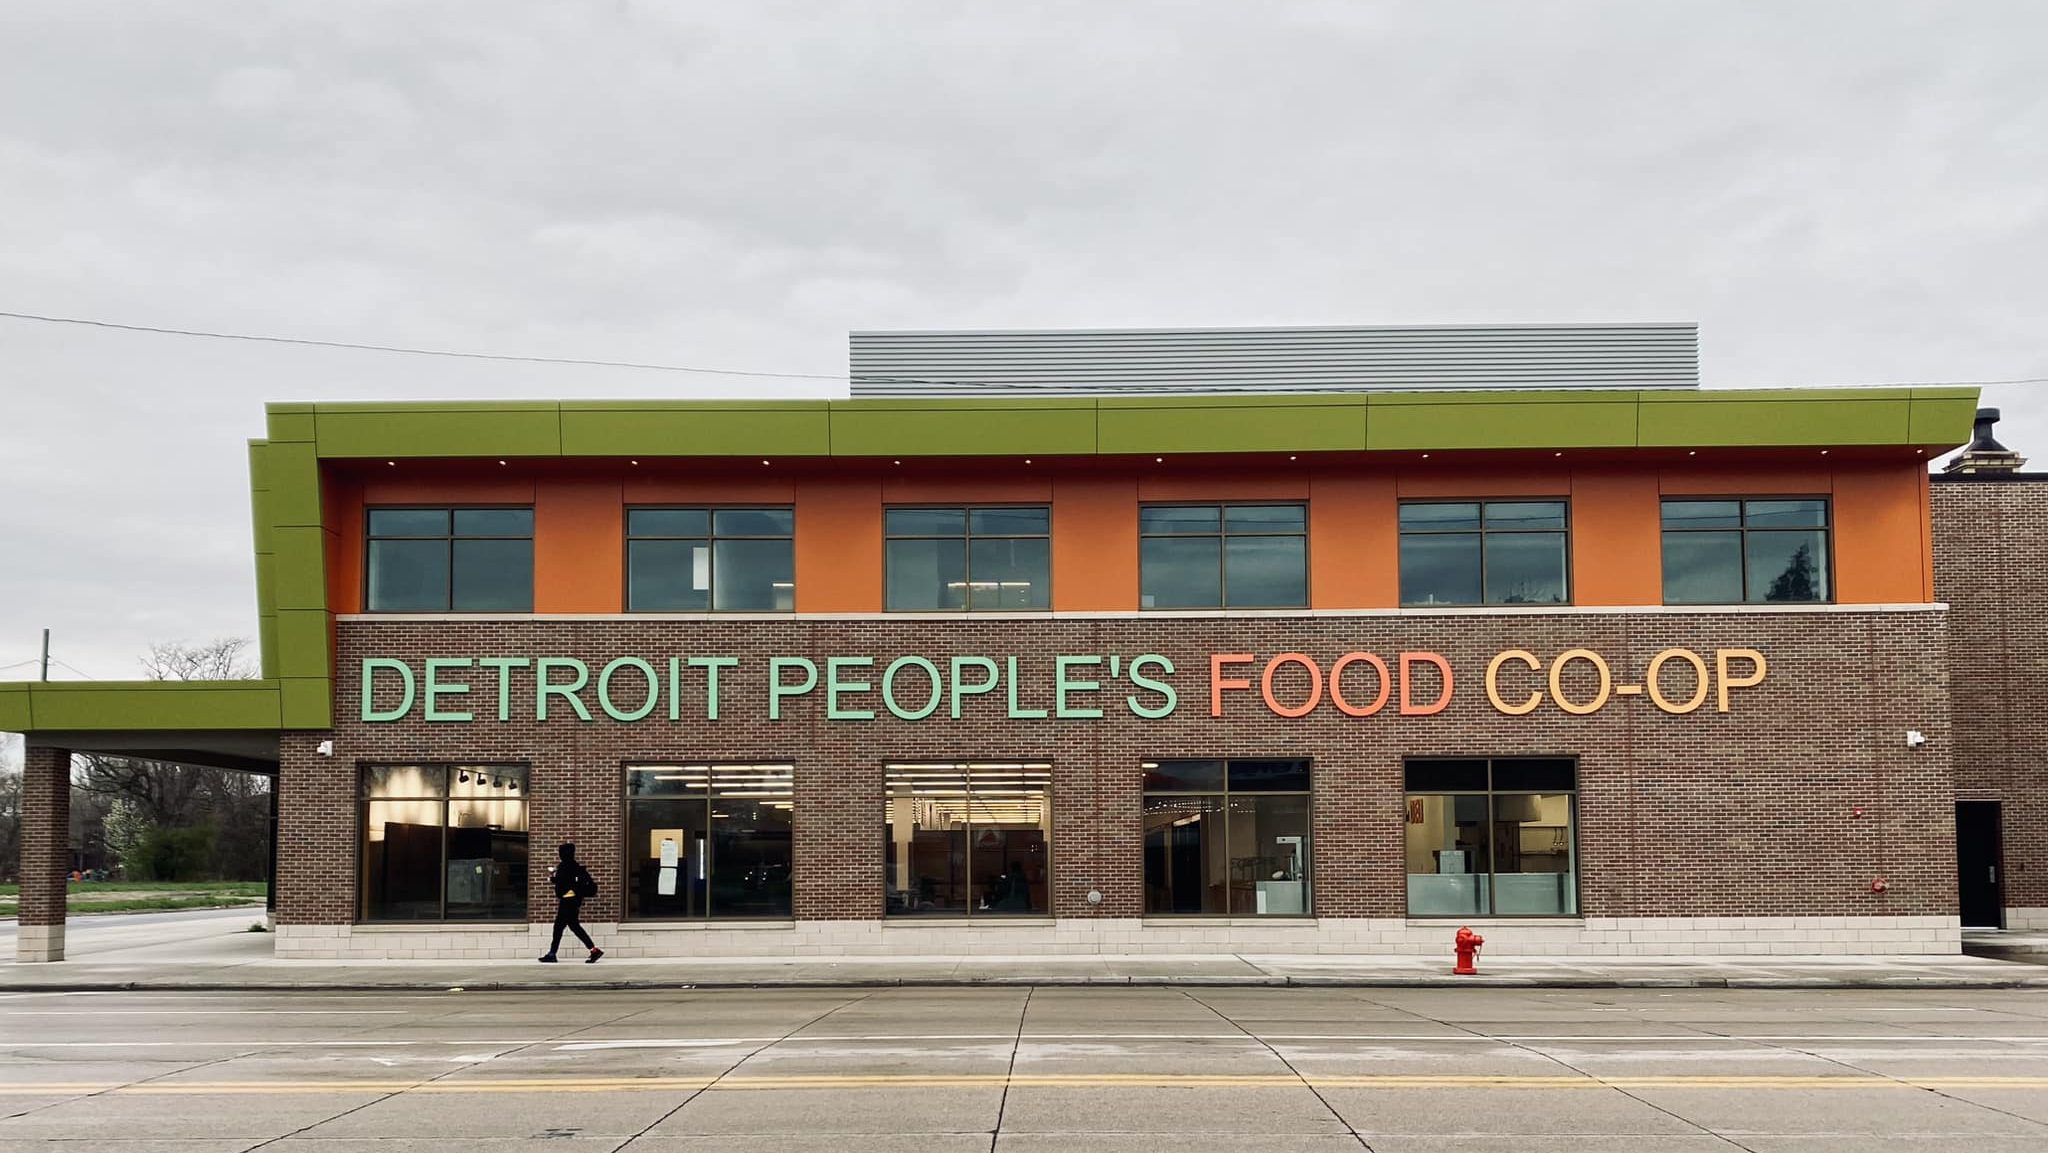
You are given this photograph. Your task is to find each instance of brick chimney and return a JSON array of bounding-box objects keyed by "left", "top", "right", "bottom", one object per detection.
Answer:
[{"left": 1943, "top": 407, "right": 2027, "bottom": 475}]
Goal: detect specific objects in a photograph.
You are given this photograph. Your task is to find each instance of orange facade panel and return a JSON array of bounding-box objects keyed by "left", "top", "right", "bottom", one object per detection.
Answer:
[
  {"left": 534, "top": 479, "right": 624, "bottom": 613},
  {"left": 1052, "top": 475, "right": 1138, "bottom": 611},
  {"left": 1570, "top": 469, "right": 1661, "bottom": 606},
  {"left": 319, "top": 456, "right": 1939, "bottom": 615},
  {"left": 1308, "top": 472, "right": 1396, "bottom": 608},
  {"left": 794, "top": 478, "right": 883, "bottom": 612},
  {"left": 1832, "top": 464, "right": 1931, "bottom": 604}
]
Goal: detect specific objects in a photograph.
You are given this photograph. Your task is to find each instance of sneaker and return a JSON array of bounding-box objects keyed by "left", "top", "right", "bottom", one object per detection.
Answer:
[
  {"left": 538, "top": 954, "right": 558, "bottom": 963},
  {"left": 586, "top": 947, "right": 604, "bottom": 964}
]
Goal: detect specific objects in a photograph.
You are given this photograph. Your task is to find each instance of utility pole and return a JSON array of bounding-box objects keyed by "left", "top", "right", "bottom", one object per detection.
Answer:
[{"left": 40, "top": 628, "right": 49, "bottom": 681}]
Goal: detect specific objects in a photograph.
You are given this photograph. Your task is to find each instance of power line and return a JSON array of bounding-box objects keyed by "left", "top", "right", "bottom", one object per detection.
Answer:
[
  {"left": 1, "top": 307, "right": 2043, "bottom": 391},
  {"left": 47, "top": 659, "right": 97, "bottom": 681},
  {"left": 0, "top": 658, "right": 40, "bottom": 671},
  {"left": 0, "top": 309, "right": 848, "bottom": 382}
]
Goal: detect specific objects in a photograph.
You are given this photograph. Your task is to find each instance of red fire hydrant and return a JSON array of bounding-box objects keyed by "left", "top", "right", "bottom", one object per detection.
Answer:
[{"left": 1453, "top": 926, "right": 1484, "bottom": 975}]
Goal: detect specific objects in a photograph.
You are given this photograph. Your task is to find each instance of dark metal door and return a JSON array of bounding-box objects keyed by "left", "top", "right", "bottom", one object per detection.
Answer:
[{"left": 1956, "top": 801, "right": 2003, "bottom": 929}]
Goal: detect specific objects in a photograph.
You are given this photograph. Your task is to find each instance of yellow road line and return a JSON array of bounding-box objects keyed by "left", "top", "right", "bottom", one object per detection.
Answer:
[{"left": 6, "top": 1073, "right": 2048, "bottom": 1096}]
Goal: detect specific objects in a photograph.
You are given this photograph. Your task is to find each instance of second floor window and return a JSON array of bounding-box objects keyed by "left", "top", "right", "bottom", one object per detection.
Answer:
[
  {"left": 628, "top": 508, "right": 795, "bottom": 611},
  {"left": 1139, "top": 504, "right": 1307, "bottom": 609},
  {"left": 1662, "top": 498, "right": 1830, "bottom": 604},
  {"left": 885, "top": 507, "right": 1050, "bottom": 611},
  {"left": 1399, "top": 501, "right": 1568, "bottom": 606},
  {"left": 367, "top": 507, "right": 533, "bottom": 612}
]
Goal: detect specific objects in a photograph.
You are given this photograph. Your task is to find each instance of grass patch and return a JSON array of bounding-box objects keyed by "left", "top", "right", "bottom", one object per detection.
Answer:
[
  {"left": 0, "top": 894, "right": 266, "bottom": 916},
  {"left": 1, "top": 880, "right": 269, "bottom": 917},
  {"left": 0, "top": 881, "right": 267, "bottom": 897},
  {"left": 69, "top": 895, "right": 267, "bottom": 915}
]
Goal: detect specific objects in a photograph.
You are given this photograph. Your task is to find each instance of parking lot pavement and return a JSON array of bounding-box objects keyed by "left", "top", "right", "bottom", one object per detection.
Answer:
[{"left": 6, "top": 985, "right": 2048, "bottom": 1149}]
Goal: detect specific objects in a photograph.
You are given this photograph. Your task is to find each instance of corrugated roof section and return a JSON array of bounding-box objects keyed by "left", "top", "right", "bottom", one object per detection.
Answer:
[{"left": 850, "top": 324, "right": 1699, "bottom": 396}]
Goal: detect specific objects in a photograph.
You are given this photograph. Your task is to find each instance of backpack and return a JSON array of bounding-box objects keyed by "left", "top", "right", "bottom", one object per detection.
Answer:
[{"left": 576, "top": 864, "right": 599, "bottom": 900}]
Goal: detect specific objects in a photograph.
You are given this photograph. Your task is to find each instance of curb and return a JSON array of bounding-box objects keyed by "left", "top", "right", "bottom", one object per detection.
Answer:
[{"left": 7, "top": 974, "right": 2048, "bottom": 993}]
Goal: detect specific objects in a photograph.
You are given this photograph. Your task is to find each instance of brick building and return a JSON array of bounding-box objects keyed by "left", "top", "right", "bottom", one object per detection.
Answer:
[{"left": 2, "top": 325, "right": 2027, "bottom": 962}]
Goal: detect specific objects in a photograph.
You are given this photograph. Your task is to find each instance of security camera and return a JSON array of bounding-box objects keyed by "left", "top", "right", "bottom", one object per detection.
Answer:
[
  {"left": 1904, "top": 730, "right": 1926, "bottom": 749},
  {"left": 315, "top": 739, "right": 334, "bottom": 757}
]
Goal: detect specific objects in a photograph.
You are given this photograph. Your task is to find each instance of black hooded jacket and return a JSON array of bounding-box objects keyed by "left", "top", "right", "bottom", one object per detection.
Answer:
[{"left": 551, "top": 843, "right": 598, "bottom": 902}]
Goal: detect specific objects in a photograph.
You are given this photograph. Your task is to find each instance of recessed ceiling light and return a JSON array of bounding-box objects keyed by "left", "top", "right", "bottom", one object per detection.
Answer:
[
  {"left": 386, "top": 460, "right": 396, "bottom": 467},
  {"left": 1688, "top": 450, "right": 1697, "bottom": 456},
  {"left": 893, "top": 459, "right": 901, "bottom": 465},
  {"left": 1288, "top": 455, "right": 1297, "bottom": 461},
  {"left": 1024, "top": 458, "right": 1032, "bottom": 464},
  {"left": 1155, "top": 457, "right": 1163, "bottom": 463},
  {"left": 1553, "top": 452, "right": 1563, "bottom": 458},
  {"left": 498, "top": 459, "right": 507, "bottom": 466},
  {"left": 630, "top": 459, "right": 639, "bottom": 465},
  {"left": 761, "top": 459, "right": 770, "bottom": 466},
  {"left": 1421, "top": 453, "right": 1431, "bottom": 460},
  {"left": 1820, "top": 449, "right": 1829, "bottom": 456}
]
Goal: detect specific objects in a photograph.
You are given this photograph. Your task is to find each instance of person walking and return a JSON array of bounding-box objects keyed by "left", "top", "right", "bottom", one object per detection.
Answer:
[{"left": 539, "top": 841, "right": 603, "bottom": 964}]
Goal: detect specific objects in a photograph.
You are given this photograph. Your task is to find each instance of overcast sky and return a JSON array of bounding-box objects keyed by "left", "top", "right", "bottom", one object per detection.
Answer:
[{"left": 1, "top": 1, "right": 2044, "bottom": 706}]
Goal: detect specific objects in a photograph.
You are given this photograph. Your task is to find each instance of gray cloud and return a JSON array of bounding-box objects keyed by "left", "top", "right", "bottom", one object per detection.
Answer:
[{"left": 2, "top": 1, "right": 2044, "bottom": 678}]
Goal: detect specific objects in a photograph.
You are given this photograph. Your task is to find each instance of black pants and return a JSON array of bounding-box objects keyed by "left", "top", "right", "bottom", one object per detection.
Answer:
[{"left": 550, "top": 898, "right": 594, "bottom": 953}]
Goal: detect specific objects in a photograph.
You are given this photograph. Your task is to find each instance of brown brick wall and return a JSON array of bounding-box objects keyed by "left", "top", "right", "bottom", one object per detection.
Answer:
[
  {"left": 272, "top": 610, "right": 1956, "bottom": 925},
  {"left": 1934, "top": 477, "right": 2048, "bottom": 911},
  {"left": 18, "top": 744, "right": 70, "bottom": 926}
]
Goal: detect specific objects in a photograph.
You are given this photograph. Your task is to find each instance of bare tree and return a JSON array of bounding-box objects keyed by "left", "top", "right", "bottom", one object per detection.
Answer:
[
  {"left": 140, "top": 637, "right": 253, "bottom": 683},
  {"left": 0, "top": 764, "right": 21, "bottom": 883},
  {"left": 73, "top": 639, "right": 271, "bottom": 880}
]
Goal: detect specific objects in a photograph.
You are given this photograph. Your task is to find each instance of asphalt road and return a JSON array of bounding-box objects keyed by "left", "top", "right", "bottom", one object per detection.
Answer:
[{"left": 4, "top": 985, "right": 2048, "bottom": 1151}]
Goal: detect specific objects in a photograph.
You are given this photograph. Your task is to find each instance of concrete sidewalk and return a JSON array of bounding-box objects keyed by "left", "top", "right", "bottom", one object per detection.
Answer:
[
  {"left": 7, "top": 949, "right": 2048, "bottom": 992},
  {"left": 8, "top": 910, "right": 2047, "bottom": 991}
]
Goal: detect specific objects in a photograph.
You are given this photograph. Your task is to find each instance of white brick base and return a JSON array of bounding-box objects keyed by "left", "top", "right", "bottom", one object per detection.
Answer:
[
  {"left": 15, "top": 923, "right": 65, "bottom": 962},
  {"left": 2005, "top": 907, "right": 2048, "bottom": 930},
  {"left": 274, "top": 915, "right": 1962, "bottom": 961}
]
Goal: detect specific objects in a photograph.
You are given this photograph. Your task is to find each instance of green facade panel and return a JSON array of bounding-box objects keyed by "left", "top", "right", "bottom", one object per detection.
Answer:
[
  {"left": 279, "top": 677, "right": 333, "bottom": 729},
  {"left": 270, "top": 527, "right": 329, "bottom": 611},
  {"left": 1638, "top": 396, "right": 1910, "bottom": 447},
  {"left": 559, "top": 403, "right": 832, "bottom": 457},
  {"left": 315, "top": 405, "right": 563, "bottom": 458},
  {"left": 1367, "top": 398, "right": 1638, "bottom": 450},
  {"left": 1909, "top": 394, "right": 1982, "bottom": 446},
  {"left": 831, "top": 404, "right": 1098, "bottom": 456},
  {"left": 22, "top": 682, "right": 282, "bottom": 731},
  {"left": 274, "top": 610, "right": 332, "bottom": 681},
  {"left": 266, "top": 441, "right": 324, "bottom": 527},
  {"left": 0, "top": 683, "right": 29, "bottom": 732},
  {"left": 265, "top": 408, "right": 317, "bottom": 444},
  {"left": 1097, "top": 398, "right": 1366, "bottom": 454}
]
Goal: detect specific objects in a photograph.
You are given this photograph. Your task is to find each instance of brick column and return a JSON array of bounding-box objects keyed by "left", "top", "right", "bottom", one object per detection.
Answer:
[{"left": 17, "top": 744, "right": 70, "bottom": 962}]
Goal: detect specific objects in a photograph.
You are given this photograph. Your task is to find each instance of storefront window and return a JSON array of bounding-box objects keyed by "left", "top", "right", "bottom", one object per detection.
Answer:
[
  {"left": 1398, "top": 501, "right": 1568, "bottom": 606},
  {"left": 360, "top": 764, "right": 528, "bottom": 922},
  {"left": 627, "top": 507, "right": 795, "bottom": 611},
  {"left": 1139, "top": 504, "right": 1308, "bottom": 609},
  {"left": 366, "top": 507, "right": 534, "bottom": 612},
  {"left": 624, "top": 764, "right": 793, "bottom": 919},
  {"left": 1405, "top": 757, "right": 1576, "bottom": 916},
  {"left": 884, "top": 762, "right": 1050, "bottom": 915},
  {"left": 884, "top": 508, "right": 1051, "bottom": 611},
  {"left": 1662, "top": 498, "right": 1831, "bottom": 604},
  {"left": 1142, "top": 758, "right": 1311, "bottom": 915}
]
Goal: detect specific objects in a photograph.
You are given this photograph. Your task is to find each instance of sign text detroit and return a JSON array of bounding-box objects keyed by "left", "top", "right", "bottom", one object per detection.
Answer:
[{"left": 360, "top": 648, "right": 1767, "bottom": 723}]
